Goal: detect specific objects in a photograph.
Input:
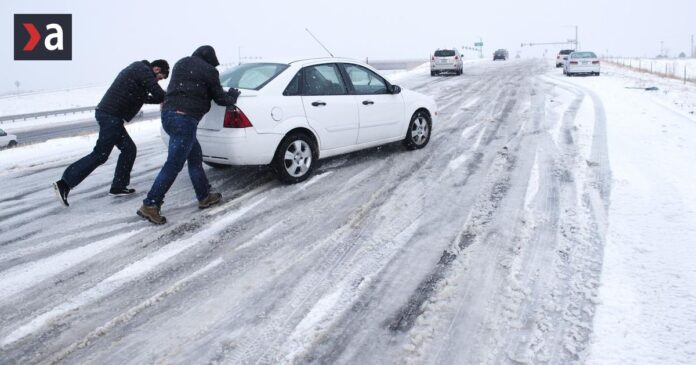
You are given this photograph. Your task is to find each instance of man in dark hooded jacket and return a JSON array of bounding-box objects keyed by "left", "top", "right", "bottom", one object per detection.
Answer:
[
  {"left": 53, "top": 59, "right": 169, "bottom": 206},
  {"left": 138, "top": 46, "right": 240, "bottom": 224}
]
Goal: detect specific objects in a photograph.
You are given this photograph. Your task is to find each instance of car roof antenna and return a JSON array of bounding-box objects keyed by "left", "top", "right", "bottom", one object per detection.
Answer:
[{"left": 305, "top": 28, "right": 334, "bottom": 58}]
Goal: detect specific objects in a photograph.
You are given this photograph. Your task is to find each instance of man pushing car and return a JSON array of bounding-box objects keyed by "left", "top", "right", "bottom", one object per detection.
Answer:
[{"left": 137, "top": 45, "right": 240, "bottom": 225}]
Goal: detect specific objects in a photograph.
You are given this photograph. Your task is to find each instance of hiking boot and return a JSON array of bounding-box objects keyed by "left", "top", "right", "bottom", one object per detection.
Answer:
[
  {"left": 109, "top": 187, "right": 136, "bottom": 196},
  {"left": 53, "top": 180, "right": 70, "bottom": 207},
  {"left": 198, "top": 192, "right": 222, "bottom": 209},
  {"left": 137, "top": 204, "right": 167, "bottom": 225}
]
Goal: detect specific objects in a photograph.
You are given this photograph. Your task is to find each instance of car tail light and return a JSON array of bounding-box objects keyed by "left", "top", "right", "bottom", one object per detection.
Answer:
[
  {"left": 557, "top": 55, "right": 560, "bottom": 59},
  {"left": 223, "top": 107, "right": 253, "bottom": 128},
  {"left": 592, "top": 60, "right": 600, "bottom": 64},
  {"left": 570, "top": 61, "right": 578, "bottom": 64},
  {"left": 455, "top": 56, "right": 459, "bottom": 60},
  {"left": 431, "top": 56, "right": 435, "bottom": 61}
]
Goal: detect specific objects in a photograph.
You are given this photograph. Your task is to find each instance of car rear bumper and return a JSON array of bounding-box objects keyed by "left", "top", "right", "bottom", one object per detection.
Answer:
[
  {"left": 566, "top": 64, "right": 600, "bottom": 73},
  {"left": 431, "top": 63, "right": 461, "bottom": 71},
  {"left": 161, "top": 126, "right": 282, "bottom": 165}
]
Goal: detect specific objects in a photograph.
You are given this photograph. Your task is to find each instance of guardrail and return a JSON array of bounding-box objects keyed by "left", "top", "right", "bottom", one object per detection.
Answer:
[{"left": 0, "top": 106, "right": 96, "bottom": 124}]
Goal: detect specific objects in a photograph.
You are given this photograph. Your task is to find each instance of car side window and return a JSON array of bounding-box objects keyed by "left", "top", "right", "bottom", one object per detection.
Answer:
[
  {"left": 343, "top": 64, "right": 388, "bottom": 95},
  {"left": 0, "top": 129, "right": 6, "bottom": 137},
  {"left": 301, "top": 64, "right": 348, "bottom": 96},
  {"left": 283, "top": 70, "right": 302, "bottom": 96}
]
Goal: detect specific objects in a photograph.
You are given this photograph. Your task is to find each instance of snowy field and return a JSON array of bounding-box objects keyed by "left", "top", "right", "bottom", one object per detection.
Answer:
[{"left": 0, "top": 59, "right": 694, "bottom": 364}]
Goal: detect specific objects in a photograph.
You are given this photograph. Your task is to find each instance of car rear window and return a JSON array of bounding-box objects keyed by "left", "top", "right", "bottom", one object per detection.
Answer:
[
  {"left": 220, "top": 63, "right": 289, "bottom": 90},
  {"left": 571, "top": 52, "right": 597, "bottom": 59},
  {"left": 560, "top": 50, "right": 575, "bottom": 55},
  {"left": 434, "top": 50, "right": 456, "bottom": 57}
]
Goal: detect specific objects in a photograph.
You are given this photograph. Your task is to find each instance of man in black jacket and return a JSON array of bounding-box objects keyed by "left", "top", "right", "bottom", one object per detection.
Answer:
[
  {"left": 53, "top": 59, "right": 169, "bottom": 206},
  {"left": 138, "top": 46, "right": 240, "bottom": 224}
]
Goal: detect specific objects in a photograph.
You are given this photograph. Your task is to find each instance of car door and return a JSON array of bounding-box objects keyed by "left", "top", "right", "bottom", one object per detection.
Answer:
[
  {"left": 340, "top": 63, "right": 404, "bottom": 144},
  {"left": 300, "top": 63, "right": 359, "bottom": 151}
]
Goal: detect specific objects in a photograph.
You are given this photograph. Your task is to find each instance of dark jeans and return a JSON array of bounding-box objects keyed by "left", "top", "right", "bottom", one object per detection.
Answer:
[
  {"left": 143, "top": 110, "right": 210, "bottom": 206},
  {"left": 62, "top": 110, "right": 136, "bottom": 189}
]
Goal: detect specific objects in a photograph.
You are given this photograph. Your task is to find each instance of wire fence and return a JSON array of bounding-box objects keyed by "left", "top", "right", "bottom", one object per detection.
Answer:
[{"left": 604, "top": 57, "right": 696, "bottom": 84}]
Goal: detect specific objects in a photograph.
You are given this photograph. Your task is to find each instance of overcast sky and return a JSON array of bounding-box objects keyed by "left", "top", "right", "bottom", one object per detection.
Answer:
[{"left": 2, "top": 0, "right": 694, "bottom": 93}]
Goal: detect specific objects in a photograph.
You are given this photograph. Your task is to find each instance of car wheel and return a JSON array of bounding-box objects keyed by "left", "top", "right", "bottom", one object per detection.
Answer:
[
  {"left": 203, "top": 161, "right": 231, "bottom": 169},
  {"left": 403, "top": 110, "right": 432, "bottom": 150},
  {"left": 431, "top": 71, "right": 435, "bottom": 76},
  {"left": 7, "top": 140, "right": 18, "bottom": 148},
  {"left": 272, "top": 132, "right": 318, "bottom": 184}
]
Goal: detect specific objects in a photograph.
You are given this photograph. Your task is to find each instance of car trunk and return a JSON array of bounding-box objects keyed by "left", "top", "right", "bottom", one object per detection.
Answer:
[{"left": 198, "top": 90, "right": 259, "bottom": 131}]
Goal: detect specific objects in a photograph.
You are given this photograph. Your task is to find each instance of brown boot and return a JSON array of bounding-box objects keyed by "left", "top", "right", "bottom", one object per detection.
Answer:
[
  {"left": 137, "top": 204, "right": 167, "bottom": 225},
  {"left": 198, "top": 192, "right": 222, "bottom": 209}
]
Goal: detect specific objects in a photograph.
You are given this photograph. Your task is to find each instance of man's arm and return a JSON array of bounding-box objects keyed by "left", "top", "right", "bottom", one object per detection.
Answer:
[
  {"left": 207, "top": 68, "right": 239, "bottom": 106},
  {"left": 141, "top": 66, "right": 166, "bottom": 104}
]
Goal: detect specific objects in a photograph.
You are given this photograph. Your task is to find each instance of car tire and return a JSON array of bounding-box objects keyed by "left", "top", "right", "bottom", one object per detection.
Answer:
[
  {"left": 431, "top": 71, "right": 436, "bottom": 76},
  {"left": 7, "top": 140, "right": 17, "bottom": 148},
  {"left": 272, "top": 132, "right": 318, "bottom": 184},
  {"left": 203, "top": 161, "right": 231, "bottom": 169},
  {"left": 403, "top": 110, "right": 432, "bottom": 150}
]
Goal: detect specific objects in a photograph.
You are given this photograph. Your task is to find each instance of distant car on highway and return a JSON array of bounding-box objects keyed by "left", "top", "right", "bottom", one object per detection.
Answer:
[
  {"left": 564, "top": 51, "right": 601, "bottom": 76},
  {"left": 0, "top": 128, "right": 18, "bottom": 149},
  {"left": 493, "top": 49, "right": 509, "bottom": 61},
  {"left": 431, "top": 49, "right": 463, "bottom": 76},
  {"left": 162, "top": 58, "right": 438, "bottom": 184},
  {"left": 556, "top": 49, "right": 575, "bottom": 68}
]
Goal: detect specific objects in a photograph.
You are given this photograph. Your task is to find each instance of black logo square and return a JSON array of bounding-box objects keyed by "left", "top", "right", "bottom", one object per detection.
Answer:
[{"left": 14, "top": 14, "right": 72, "bottom": 61}]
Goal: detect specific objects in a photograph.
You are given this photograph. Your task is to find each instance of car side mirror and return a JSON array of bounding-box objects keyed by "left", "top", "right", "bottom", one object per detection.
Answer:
[{"left": 389, "top": 85, "right": 401, "bottom": 94}]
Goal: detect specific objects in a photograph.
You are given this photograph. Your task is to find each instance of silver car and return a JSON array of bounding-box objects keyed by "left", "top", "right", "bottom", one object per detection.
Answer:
[
  {"left": 431, "top": 49, "right": 463, "bottom": 76},
  {"left": 564, "top": 51, "right": 601, "bottom": 76}
]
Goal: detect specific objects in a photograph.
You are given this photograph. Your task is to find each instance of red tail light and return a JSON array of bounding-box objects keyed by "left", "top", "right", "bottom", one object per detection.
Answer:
[
  {"left": 223, "top": 108, "right": 253, "bottom": 128},
  {"left": 570, "top": 61, "right": 578, "bottom": 64},
  {"left": 592, "top": 60, "right": 600, "bottom": 64},
  {"left": 557, "top": 55, "right": 560, "bottom": 59},
  {"left": 431, "top": 56, "right": 435, "bottom": 61},
  {"left": 455, "top": 56, "right": 459, "bottom": 60}
]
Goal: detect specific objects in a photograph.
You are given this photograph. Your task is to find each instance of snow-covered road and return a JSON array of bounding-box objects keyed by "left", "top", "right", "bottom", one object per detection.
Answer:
[{"left": 0, "top": 59, "right": 692, "bottom": 364}]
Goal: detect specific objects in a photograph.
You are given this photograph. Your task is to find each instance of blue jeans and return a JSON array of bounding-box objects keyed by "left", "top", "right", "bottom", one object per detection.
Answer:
[
  {"left": 62, "top": 110, "right": 136, "bottom": 189},
  {"left": 144, "top": 111, "right": 210, "bottom": 206}
]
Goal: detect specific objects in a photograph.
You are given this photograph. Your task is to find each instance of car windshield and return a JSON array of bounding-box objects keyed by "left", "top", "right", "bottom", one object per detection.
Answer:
[
  {"left": 434, "top": 50, "right": 456, "bottom": 57},
  {"left": 220, "top": 63, "right": 289, "bottom": 90},
  {"left": 571, "top": 52, "right": 597, "bottom": 59}
]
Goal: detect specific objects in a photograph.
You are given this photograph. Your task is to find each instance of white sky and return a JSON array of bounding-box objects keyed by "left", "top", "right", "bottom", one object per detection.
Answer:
[{"left": 2, "top": 0, "right": 694, "bottom": 94}]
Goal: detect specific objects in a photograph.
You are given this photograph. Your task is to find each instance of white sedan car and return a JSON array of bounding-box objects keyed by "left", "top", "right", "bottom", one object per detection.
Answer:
[
  {"left": 564, "top": 51, "right": 601, "bottom": 76},
  {"left": 167, "top": 58, "right": 438, "bottom": 184},
  {"left": 0, "top": 128, "right": 18, "bottom": 149}
]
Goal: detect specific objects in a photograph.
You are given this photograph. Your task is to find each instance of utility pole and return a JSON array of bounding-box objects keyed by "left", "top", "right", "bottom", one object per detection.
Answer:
[
  {"left": 238, "top": 46, "right": 242, "bottom": 65},
  {"left": 575, "top": 25, "right": 579, "bottom": 50},
  {"left": 691, "top": 34, "right": 694, "bottom": 58},
  {"left": 660, "top": 41, "right": 664, "bottom": 57}
]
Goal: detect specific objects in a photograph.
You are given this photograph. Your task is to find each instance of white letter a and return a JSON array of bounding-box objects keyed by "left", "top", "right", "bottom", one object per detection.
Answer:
[{"left": 45, "top": 23, "right": 64, "bottom": 51}]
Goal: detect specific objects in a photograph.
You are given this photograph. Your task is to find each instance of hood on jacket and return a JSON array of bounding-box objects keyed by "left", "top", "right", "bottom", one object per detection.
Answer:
[{"left": 192, "top": 45, "right": 220, "bottom": 67}]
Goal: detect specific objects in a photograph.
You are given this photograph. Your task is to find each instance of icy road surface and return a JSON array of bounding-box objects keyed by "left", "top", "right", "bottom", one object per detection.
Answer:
[{"left": 2, "top": 59, "right": 613, "bottom": 364}]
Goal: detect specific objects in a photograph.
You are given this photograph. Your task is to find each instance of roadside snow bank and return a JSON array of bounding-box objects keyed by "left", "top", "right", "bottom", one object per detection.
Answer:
[
  {"left": 0, "top": 119, "right": 161, "bottom": 173},
  {"left": 557, "top": 66, "right": 696, "bottom": 364}
]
